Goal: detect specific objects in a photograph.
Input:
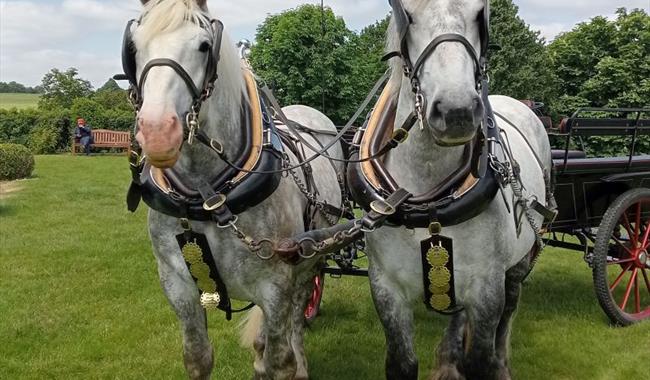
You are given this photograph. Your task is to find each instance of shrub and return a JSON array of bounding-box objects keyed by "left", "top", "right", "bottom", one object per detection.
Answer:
[
  {"left": 0, "top": 143, "right": 34, "bottom": 180},
  {"left": 0, "top": 108, "right": 40, "bottom": 146}
]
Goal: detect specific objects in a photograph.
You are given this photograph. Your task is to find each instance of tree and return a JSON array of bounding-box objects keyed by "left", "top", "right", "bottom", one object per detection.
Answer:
[
  {"left": 38, "top": 68, "right": 93, "bottom": 109},
  {"left": 250, "top": 5, "right": 356, "bottom": 124},
  {"left": 0, "top": 81, "right": 41, "bottom": 93},
  {"left": 344, "top": 16, "right": 391, "bottom": 116},
  {"left": 488, "top": 0, "right": 559, "bottom": 107},
  {"left": 548, "top": 8, "right": 650, "bottom": 114},
  {"left": 94, "top": 78, "right": 131, "bottom": 112},
  {"left": 97, "top": 78, "right": 122, "bottom": 93}
]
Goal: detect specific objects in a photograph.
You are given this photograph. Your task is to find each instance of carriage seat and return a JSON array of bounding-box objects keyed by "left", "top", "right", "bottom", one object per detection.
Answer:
[
  {"left": 553, "top": 155, "right": 650, "bottom": 174},
  {"left": 551, "top": 149, "right": 586, "bottom": 160}
]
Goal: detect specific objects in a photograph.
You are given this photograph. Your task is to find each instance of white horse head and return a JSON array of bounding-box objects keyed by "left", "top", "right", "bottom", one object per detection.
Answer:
[
  {"left": 389, "top": 0, "right": 486, "bottom": 145},
  {"left": 129, "top": 0, "right": 243, "bottom": 168}
]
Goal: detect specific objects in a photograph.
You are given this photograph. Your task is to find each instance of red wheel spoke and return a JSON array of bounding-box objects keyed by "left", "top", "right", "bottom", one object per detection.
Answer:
[
  {"left": 642, "top": 268, "right": 650, "bottom": 295},
  {"left": 607, "top": 257, "right": 636, "bottom": 265},
  {"left": 619, "top": 268, "right": 638, "bottom": 311},
  {"left": 622, "top": 212, "right": 637, "bottom": 245},
  {"left": 634, "top": 202, "right": 641, "bottom": 246},
  {"left": 612, "top": 236, "right": 636, "bottom": 257},
  {"left": 610, "top": 262, "right": 634, "bottom": 291},
  {"left": 641, "top": 220, "right": 650, "bottom": 249},
  {"left": 634, "top": 273, "right": 640, "bottom": 314}
]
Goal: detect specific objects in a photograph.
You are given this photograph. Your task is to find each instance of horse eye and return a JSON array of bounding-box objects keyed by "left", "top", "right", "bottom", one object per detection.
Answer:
[{"left": 198, "top": 41, "right": 211, "bottom": 53}]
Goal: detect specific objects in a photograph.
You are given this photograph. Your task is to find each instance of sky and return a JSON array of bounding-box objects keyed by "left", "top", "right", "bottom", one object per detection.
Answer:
[{"left": 1, "top": 0, "right": 648, "bottom": 88}]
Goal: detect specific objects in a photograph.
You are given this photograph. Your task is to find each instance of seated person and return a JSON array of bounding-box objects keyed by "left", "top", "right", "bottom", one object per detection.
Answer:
[{"left": 75, "top": 118, "right": 93, "bottom": 155}]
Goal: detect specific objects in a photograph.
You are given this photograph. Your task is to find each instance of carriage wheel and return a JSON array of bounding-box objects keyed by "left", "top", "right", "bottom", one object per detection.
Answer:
[
  {"left": 304, "top": 274, "right": 324, "bottom": 323},
  {"left": 593, "top": 188, "right": 650, "bottom": 326}
]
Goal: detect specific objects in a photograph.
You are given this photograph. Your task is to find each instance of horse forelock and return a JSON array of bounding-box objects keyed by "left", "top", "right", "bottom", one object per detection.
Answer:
[{"left": 135, "top": 0, "right": 210, "bottom": 47}]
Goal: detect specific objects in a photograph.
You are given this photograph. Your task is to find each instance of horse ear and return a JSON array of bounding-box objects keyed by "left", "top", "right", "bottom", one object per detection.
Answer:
[{"left": 195, "top": 0, "right": 207, "bottom": 8}]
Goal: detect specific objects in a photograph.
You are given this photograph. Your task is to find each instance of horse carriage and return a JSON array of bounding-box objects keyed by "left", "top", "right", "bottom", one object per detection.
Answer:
[{"left": 307, "top": 106, "right": 650, "bottom": 326}]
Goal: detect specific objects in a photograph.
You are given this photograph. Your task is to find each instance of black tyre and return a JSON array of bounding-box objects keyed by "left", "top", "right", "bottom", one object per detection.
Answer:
[{"left": 593, "top": 188, "right": 650, "bottom": 326}]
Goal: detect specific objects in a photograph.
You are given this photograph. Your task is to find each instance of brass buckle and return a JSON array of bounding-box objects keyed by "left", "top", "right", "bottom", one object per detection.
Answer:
[
  {"left": 392, "top": 128, "right": 409, "bottom": 143},
  {"left": 370, "top": 199, "right": 396, "bottom": 216},
  {"left": 203, "top": 193, "right": 227, "bottom": 211},
  {"left": 428, "top": 222, "right": 442, "bottom": 235}
]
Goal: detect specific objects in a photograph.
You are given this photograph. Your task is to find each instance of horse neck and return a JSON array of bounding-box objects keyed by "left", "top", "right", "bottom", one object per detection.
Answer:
[
  {"left": 176, "top": 42, "right": 246, "bottom": 182},
  {"left": 384, "top": 76, "right": 466, "bottom": 195}
]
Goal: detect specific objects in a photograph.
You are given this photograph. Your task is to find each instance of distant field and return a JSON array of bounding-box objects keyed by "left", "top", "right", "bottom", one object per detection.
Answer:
[{"left": 0, "top": 93, "right": 40, "bottom": 109}]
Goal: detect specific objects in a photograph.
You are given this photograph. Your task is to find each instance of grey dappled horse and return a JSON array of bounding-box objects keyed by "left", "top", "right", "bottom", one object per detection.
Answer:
[
  {"left": 363, "top": 0, "right": 552, "bottom": 379},
  {"left": 128, "top": 1, "right": 342, "bottom": 379}
]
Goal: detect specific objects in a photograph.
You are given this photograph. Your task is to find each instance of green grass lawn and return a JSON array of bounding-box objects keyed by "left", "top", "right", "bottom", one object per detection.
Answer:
[
  {"left": 0, "top": 93, "right": 40, "bottom": 109},
  {"left": 1, "top": 155, "right": 648, "bottom": 379}
]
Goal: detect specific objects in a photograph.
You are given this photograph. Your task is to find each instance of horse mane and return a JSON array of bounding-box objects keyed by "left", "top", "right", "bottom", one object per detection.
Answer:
[
  {"left": 385, "top": 16, "right": 403, "bottom": 91},
  {"left": 136, "top": 0, "right": 210, "bottom": 46}
]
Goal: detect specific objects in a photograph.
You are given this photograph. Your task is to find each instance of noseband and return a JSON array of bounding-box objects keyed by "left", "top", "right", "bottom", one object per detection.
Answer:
[
  {"left": 121, "top": 17, "right": 224, "bottom": 144},
  {"left": 385, "top": 0, "right": 490, "bottom": 130}
]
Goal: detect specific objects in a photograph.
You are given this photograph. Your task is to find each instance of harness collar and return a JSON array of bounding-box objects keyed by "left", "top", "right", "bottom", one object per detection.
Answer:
[
  {"left": 347, "top": 82, "right": 500, "bottom": 229},
  {"left": 127, "top": 70, "right": 284, "bottom": 221}
]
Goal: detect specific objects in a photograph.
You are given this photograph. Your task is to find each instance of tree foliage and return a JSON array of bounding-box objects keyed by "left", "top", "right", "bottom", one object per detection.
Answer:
[
  {"left": 250, "top": 5, "right": 359, "bottom": 124},
  {"left": 0, "top": 81, "right": 42, "bottom": 94},
  {"left": 488, "top": 0, "right": 559, "bottom": 106},
  {"left": 38, "top": 68, "right": 93, "bottom": 109},
  {"left": 549, "top": 8, "right": 650, "bottom": 115}
]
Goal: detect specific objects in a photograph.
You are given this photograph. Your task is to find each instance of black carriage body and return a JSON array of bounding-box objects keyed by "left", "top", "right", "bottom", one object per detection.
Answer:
[{"left": 548, "top": 107, "right": 650, "bottom": 232}]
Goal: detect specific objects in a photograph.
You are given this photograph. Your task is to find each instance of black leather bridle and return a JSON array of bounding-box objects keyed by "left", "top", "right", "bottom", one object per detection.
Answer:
[
  {"left": 120, "top": 16, "right": 224, "bottom": 144},
  {"left": 385, "top": 0, "right": 490, "bottom": 132}
]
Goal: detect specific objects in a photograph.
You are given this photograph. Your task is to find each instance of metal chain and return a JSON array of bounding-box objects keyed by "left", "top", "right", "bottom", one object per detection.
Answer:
[
  {"left": 284, "top": 156, "right": 340, "bottom": 226},
  {"left": 221, "top": 215, "right": 363, "bottom": 260},
  {"left": 489, "top": 131, "right": 545, "bottom": 250}
]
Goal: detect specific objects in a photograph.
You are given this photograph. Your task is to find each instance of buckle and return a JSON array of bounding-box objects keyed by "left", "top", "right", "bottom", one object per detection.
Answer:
[
  {"left": 262, "top": 128, "right": 272, "bottom": 147},
  {"left": 210, "top": 139, "right": 224, "bottom": 154},
  {"left": 428, "top": 222, "right": 442, "bottom": 235},
  {"left": 129, "top": 150, "right": 141, "bottom": 166},
  {"left": 180, "top": 218, "right": 191, "bottom": 231},
  {"left": 203, "top": 193, "right": 227, "bottom": 211},
  {"left": 370, "top": 199, "right": 396, "bottom": 216},
  {"left": 391, "top": 128, "right": 409, "bottom": 144}
]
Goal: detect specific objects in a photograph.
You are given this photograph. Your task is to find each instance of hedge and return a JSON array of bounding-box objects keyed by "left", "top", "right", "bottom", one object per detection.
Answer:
[
  {"left": 0, "top": 104, "right": 133, "bottom": 154},
  {"left": 0, "top": 143, "right": 34, "bottom": 180}
]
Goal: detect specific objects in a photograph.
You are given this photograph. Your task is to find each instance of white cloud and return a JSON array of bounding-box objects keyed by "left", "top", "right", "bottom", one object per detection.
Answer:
[
  {"left": 1, "top": 0, "right": 648, "bottom": 87},
  {"left": 0, "top": 0, "right": 138, "bottom": 86}
]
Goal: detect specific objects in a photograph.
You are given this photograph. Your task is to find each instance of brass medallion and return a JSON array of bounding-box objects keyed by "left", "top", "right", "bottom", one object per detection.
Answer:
[
  {"left": 428, "top": 266, "right": 451, "bottom": 287},
  {"left": 426, "top": 245, "right": 449, "bottom": 267},
  {"left": 182, "top": 242, "right": 203, "bottom": 265},
  {"left": 182, "top": 240, "right": 218, "bottom": 295},
  {"left": 429, "top": 283, "right": 451, "bottom": 295},
  {"left": 200, "top": 293, "right": 221, "bottom": 310},
  {"left": 430, "top": 294, "right": 452, "bottom": 311}
]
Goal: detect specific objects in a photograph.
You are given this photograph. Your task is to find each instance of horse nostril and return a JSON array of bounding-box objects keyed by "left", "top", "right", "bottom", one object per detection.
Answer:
[{"left": 432, "top": 101, "right": 443, "bottom": 118}]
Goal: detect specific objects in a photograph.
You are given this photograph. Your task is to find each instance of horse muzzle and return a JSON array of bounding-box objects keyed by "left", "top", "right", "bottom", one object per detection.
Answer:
[
  {"left": 428, "top": 97, "right": 483, "bottom": 146},
  {"left": 136, "top": 112, "right": 184, "bottom": 168}
]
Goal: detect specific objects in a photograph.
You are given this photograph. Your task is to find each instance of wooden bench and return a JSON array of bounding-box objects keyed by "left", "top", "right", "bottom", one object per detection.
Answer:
[{"left": 72, "top": 129, "right": 131, "bottom": 155}]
